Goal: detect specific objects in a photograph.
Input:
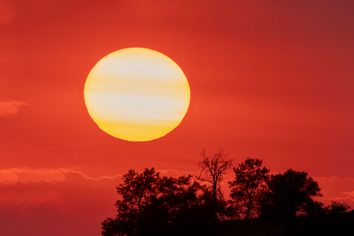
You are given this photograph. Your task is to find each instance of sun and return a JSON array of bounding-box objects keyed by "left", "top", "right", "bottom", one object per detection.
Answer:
[{"left": 84, "top": 47, "right": 190, "bottom": 142}]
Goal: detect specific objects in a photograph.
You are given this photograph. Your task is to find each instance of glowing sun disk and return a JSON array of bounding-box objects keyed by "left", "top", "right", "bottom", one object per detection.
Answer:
[{"left": 84, "top": 48, "right": 190, "bottom": 141}]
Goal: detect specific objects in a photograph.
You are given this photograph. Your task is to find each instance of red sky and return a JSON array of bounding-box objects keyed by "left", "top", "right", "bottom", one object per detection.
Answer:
[{"left": 1, "top": 0, "right": 354, "bottom": 235}]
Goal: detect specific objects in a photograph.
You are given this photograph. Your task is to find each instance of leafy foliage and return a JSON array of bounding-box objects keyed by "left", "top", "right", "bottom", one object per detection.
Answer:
[
  {"left": 102, "top": 155, "right": 352, "bottom": 236},
  {"left": 229, "top": 158, "right": 270, "bottom": 219},
  {"left": 260, "top": 169, "right": 322, "bottom": 220},
  {"left": 102, "top": 168, "right": 210, "bottom": 235}
]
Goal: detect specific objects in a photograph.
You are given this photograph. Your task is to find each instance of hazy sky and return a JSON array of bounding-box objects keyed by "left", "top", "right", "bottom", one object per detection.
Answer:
[{"left": 1, "top": 1, "right": 354, "bottom": 235}]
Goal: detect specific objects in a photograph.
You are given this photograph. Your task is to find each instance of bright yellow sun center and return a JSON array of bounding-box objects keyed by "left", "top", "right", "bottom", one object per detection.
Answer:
[{"left": 84, "top": 47, "right": 190, "bottom": 141}]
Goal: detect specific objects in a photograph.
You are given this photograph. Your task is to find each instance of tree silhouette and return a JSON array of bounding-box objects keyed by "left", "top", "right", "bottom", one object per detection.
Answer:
[
  {"left": 198, "top": 149, "right": 232, "bottom": 218},
  {"left": 325, "top": 201, "right": 351, "bottom": 216},
  {"left": 102, "top": 168, "right": 206, "bottom": 235},
  {"left": 260, "top": 169, "right": 322, "bottom": 220},
  {"left": 101, "top": 156, "right": 353, "bottom": 236},
  {"left": 102, "top": 168, "right": 160, "bottom": 235},
  {"left": 229, "top": 158, "right": 270, "bottom": 219}
]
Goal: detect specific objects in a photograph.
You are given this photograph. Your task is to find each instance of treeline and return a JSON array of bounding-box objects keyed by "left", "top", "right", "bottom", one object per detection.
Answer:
[{"left": 102, "top": 150, "right": 353, "bottom": 236}]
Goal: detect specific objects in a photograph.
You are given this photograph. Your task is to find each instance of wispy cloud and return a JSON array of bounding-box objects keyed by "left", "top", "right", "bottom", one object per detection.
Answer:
[
  {"left": 0, "top": 168, "right": 119, "bottom": 236},
  {"left": 0, "top": 168, "right": 121, "bottom": 207},
  {"left": 316, "top": 176, "right": 354, "bottom": 207},
  {"left": 0, "top": 100, "right": 27, "bottom": 116},
  {"left": 344, "top": 191, "right": 354, "bottom": 199},
  {"left": 0, "top": 168, "right": 120, "bottom": 184}
]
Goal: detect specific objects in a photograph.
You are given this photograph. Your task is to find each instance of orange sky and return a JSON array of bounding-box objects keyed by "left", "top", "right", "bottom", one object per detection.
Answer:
[{"left": 1, "top": 1, "right": 354, "bottom": 235}]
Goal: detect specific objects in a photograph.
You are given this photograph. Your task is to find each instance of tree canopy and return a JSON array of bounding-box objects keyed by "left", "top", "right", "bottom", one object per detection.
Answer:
[
  {"left": 229, "top": 158, "right": 270, "bottom": 219},
  {"left": 260, "top": 169, "right": 322, "bottom": 220},
  {"left": 102, "top": 152, "right": 352, "bottom": 236}
]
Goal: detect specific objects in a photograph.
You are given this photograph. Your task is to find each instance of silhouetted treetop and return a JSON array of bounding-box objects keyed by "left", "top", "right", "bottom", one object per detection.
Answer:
[
  {"left": 260, "top": 169, "right": 322, "bottom": 220},
  {"left": 198, "top": 149, "right": 232, "bottom": 216},
  {"left": 102, "top": 168, "right": 209, "bottom": 236},
  {"left": 229, "top": 158, "right": 270, "bottom": 219},
  {"left": 325, "top": 201, "right": 351, "bottom": 216},
  {"left": 102, "top": 154, "right": 352, "bottom": 236}
]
